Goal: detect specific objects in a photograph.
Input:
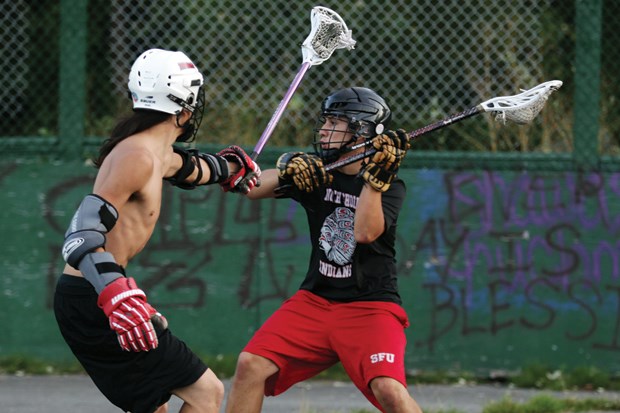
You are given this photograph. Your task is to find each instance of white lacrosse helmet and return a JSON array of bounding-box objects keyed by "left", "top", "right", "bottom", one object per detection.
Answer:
[{"left": 128, "top": 49, "right": 204, "bottom": 114}]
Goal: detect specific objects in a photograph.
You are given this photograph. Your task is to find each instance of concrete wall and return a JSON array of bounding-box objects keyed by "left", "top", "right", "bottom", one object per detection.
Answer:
[{"left": 1, "top": 160, "right": 619, "bottom": 373}]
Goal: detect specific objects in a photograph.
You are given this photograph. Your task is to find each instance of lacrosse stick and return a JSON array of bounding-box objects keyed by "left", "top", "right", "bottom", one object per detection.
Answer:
[
  {"left": 324, "top": 80, "right": 563, "bottom": 171},
  {"left": 250, "top": 6, "right": 356, "bottom": 160}
]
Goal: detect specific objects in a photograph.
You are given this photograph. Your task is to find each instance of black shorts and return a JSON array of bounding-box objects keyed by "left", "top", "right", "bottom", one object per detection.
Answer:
[{"left": 54, "top": 274, "right": 208, "bottom": 413}]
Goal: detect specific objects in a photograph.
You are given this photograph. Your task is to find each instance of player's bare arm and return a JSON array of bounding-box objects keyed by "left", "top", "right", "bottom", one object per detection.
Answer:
[
  {"left": 354, "top": 185, "right": 385, "bottom": 243},
  {"left": 245, "top": 169, "right": 280, "bottom": 200}
]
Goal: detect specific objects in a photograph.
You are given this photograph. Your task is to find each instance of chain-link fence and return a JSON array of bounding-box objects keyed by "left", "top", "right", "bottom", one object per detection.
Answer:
[{"left": 1, "top": 0, "right": 618, "bottom": 162}]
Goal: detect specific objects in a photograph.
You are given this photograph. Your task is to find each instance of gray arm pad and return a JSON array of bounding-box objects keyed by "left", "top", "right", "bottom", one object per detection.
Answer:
[
  {"left": 65, "top": 194, "right": 118, "bottom": 237},
  {"left": 62, "top": 194, "right": 119, "bottom": 268},
  {"left": 62, "top": 230, "right": 105, "bottom": 269},
  {"left": 62, "top": 194, "right": 122, "bottom": 292},
  {"left": 78, "top": 252, "right": 124, "bottom": 293}
]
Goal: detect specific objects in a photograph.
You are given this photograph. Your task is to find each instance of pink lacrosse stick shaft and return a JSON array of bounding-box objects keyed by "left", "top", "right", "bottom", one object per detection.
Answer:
[{"left": 250, "top": 61, "right": 312, "bottom": 160}]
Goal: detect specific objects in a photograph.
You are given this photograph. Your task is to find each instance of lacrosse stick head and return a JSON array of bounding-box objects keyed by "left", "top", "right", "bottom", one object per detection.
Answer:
[
  {"left": 480, "top": 80, "right": 563, "bottom": 125},
  {"left": 301, "top": 6, "right": 356, "bottom": 66}
]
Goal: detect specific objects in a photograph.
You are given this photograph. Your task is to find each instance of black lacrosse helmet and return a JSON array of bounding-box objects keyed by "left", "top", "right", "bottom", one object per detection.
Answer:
[{"left": 313, "top": 87, "right": 392, "bottom": 163}]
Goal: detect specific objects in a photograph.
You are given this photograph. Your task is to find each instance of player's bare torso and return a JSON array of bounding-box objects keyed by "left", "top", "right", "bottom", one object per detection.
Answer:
[{"left": 64, "top": 134, "right": 174, "bottom": 277}]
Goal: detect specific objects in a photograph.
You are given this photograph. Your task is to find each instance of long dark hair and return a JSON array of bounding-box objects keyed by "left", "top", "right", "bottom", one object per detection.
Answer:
[{"left": 93, "top": 110, "right": 172, "bottom": 168}]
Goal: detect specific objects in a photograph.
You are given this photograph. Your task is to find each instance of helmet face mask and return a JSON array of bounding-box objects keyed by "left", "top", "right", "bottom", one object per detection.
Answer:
[
  {"left": 128, "top": 49, "right": 205, "bottom": 142},
  {"left": 175, "top": 87, "right": 205, "bottom": 143},
  {"left": 313, "top": 115, "right": 355, "bottom": 164},
  {"left": 313, "top": 87, "right": 392, "bottom": 163}
]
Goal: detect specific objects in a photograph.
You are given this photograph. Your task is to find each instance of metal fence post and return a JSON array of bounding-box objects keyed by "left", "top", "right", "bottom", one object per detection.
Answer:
[
  {"left": 58, "top": 0, "right": 88, "bottom": 160},
  {"left": 573, "top": 0, "right": 602, "bottom": 170}
]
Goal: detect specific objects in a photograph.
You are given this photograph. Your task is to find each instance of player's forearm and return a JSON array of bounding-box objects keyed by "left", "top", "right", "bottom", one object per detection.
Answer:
[
  {"left": 245, "top": 169, "right": 279, "bottom": 200},
  {"left": 354, "top": 184, "right": 385, "bottom": 243},
  {"left": 166, "top": 147, "right": 232, "bottom": 189}
]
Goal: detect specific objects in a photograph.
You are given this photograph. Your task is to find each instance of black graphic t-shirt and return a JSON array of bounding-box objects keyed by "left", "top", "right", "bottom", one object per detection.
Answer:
[{"left": 290, "top": 171, "right": 406, "bottom": 304}]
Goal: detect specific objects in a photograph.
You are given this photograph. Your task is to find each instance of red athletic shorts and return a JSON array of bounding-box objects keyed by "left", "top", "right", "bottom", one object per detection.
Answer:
[{"left": 243, "top": 289, "right": 410, "bottom": 410}]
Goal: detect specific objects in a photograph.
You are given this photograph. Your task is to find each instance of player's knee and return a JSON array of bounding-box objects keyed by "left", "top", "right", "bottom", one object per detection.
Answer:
[
  {"left": 234, "top": 351, "right": 278, "bottom": 381},
  {"left": 202, "top": 370, "right": 225, "bottom": 405},
  {"left": 180, "top": 369, "right": 224, "bottom": 411},
  {"left": 370, "top": 377, "right": 409, "bottom": 410},
  {"left": 210, "top": 377, "right": 225, "bottom": 406}
]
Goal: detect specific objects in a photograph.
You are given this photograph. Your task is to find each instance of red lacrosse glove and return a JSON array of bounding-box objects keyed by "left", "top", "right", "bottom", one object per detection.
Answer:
[
  {"left": 217, "top": 145, "right": 262, "bottom": 194},
  {"left": 97, "top": 277, "right": 166, "bottom": 352}
]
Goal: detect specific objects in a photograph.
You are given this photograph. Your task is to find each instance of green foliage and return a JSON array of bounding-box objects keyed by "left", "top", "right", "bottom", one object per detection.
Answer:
[
  {"left": 565, "top": 366, "right": 612, "bottom": 391},
  {"left": 521, "top": 394, "right": 563, "bottom": 413},
  {"left": 512, "top": 363, "right": 620, "bottom": 392},
  {"left": 4, "top": 355, "right": 620, "bottom": 413},
  {"left": 409, "top": 369, "right": 477, "bottom": 385},
  {"left": 512, "top": 363, "right": 562, "bottom": 389},
  {"left": 562, "top": 397, "right": 620, "bottom": 411},
  {"left": 341, "top": 410, "right": 375, "bottom": 413},
  {"left": 482, "top": 397, "right": 521, "bottom": 413},
  {"left": 0, "top": 355, "right": 83, "bottom": 375},
  {"left": 483, "top": 395, "right": 565, "bottom": 413},
  {"left": 20, "top": 1, "right": 60, "bottom": 137},
  {"left": 9, "top": 0, "right": 619, "bottom": 159},
  {"left": 4, "top": 354, "right": 619, "bottom": 396},
  {"left": 423, "top": 410, "right": 466, "bottom": 413},
  {"left": 194, "top": 105, "right": 314, "bottom": 148},
  {"left": 199, "top": 353, "right": 238, "bottom": 379},
  {"left": 484, "top": 394, "right": 620, "bottom": 413}
]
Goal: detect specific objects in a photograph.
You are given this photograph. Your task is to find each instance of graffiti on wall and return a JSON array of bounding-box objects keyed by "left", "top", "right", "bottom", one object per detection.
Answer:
[
  {"left": 397, "top": 171, "right": 620, "bottom": 354},
  {"left": 41, "top": 173, "right": 304, "bottom": 309},
  {"left": 37, "top": 167, "right": 620, "bottom": 358}
]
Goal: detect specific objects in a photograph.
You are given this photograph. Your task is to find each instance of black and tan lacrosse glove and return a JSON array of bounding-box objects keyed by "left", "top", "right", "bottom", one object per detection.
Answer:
[
  {"left": 276, "top": 151, "right": 333, "bottom": 193},
  {"left": 359, "top": 129, "right": 410, "bottom": 192}
]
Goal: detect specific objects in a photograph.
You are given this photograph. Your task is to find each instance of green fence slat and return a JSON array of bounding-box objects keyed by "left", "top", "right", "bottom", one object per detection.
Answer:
[
  {"left": 58, "top": 0, "right": 88, "bottom": 160},
  {"left": 573, "top": 0, "right": 603, "bottom": 170}
]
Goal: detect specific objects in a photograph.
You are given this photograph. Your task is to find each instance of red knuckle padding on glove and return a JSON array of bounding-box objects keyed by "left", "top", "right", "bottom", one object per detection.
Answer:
[
  {"left": 98, "top": 277, "right": 160, "bottom": 352},
  {"left": 217, "top": 145, "right": 262, "bottom": 193}
]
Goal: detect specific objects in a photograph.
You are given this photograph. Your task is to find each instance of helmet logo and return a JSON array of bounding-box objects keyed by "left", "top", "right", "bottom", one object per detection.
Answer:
[
  {"left": 178, "top": 62, "right": 196, "bottom": 70},
  {"left": 130, "top": 92, "right": 139, "bottom": 103}
]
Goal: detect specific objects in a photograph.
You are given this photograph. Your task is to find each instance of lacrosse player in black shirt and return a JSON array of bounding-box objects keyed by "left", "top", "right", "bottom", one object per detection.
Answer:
[{"left": 225, "top": 87, "right": 422, "bottom": 413}]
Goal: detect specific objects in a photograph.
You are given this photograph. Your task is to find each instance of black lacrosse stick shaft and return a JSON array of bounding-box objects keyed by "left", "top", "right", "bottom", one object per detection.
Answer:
[
  {"left": 325, "top": 105, "right": 483, "bottom": 171},
  {"left": 409, "top": 105, "right": 483, "bottom": 140}
]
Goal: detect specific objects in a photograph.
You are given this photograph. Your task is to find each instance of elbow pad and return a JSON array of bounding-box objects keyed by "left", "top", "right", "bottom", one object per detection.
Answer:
[
  {"left": 62, "top": 230, "right": 106, "bottom": 269},
  {"left": 62, "top": 194, "right": 124, "bottom": 293},
  {"left": 62, "top": 194, "right": 118, "bottom": 269}
]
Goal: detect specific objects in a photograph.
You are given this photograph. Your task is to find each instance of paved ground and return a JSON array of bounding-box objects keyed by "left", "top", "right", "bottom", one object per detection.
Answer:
[{"left": 1, "top": 374, "right": 619, "bottom": 412}]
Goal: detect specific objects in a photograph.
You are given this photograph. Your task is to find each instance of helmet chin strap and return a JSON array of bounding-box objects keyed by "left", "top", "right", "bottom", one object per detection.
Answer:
[
  {"left": 175, "top": 112, "right": 194, "bottom": 143},
  {"left": 341, "top": 133, "right": 365, "bottom": 153}
]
